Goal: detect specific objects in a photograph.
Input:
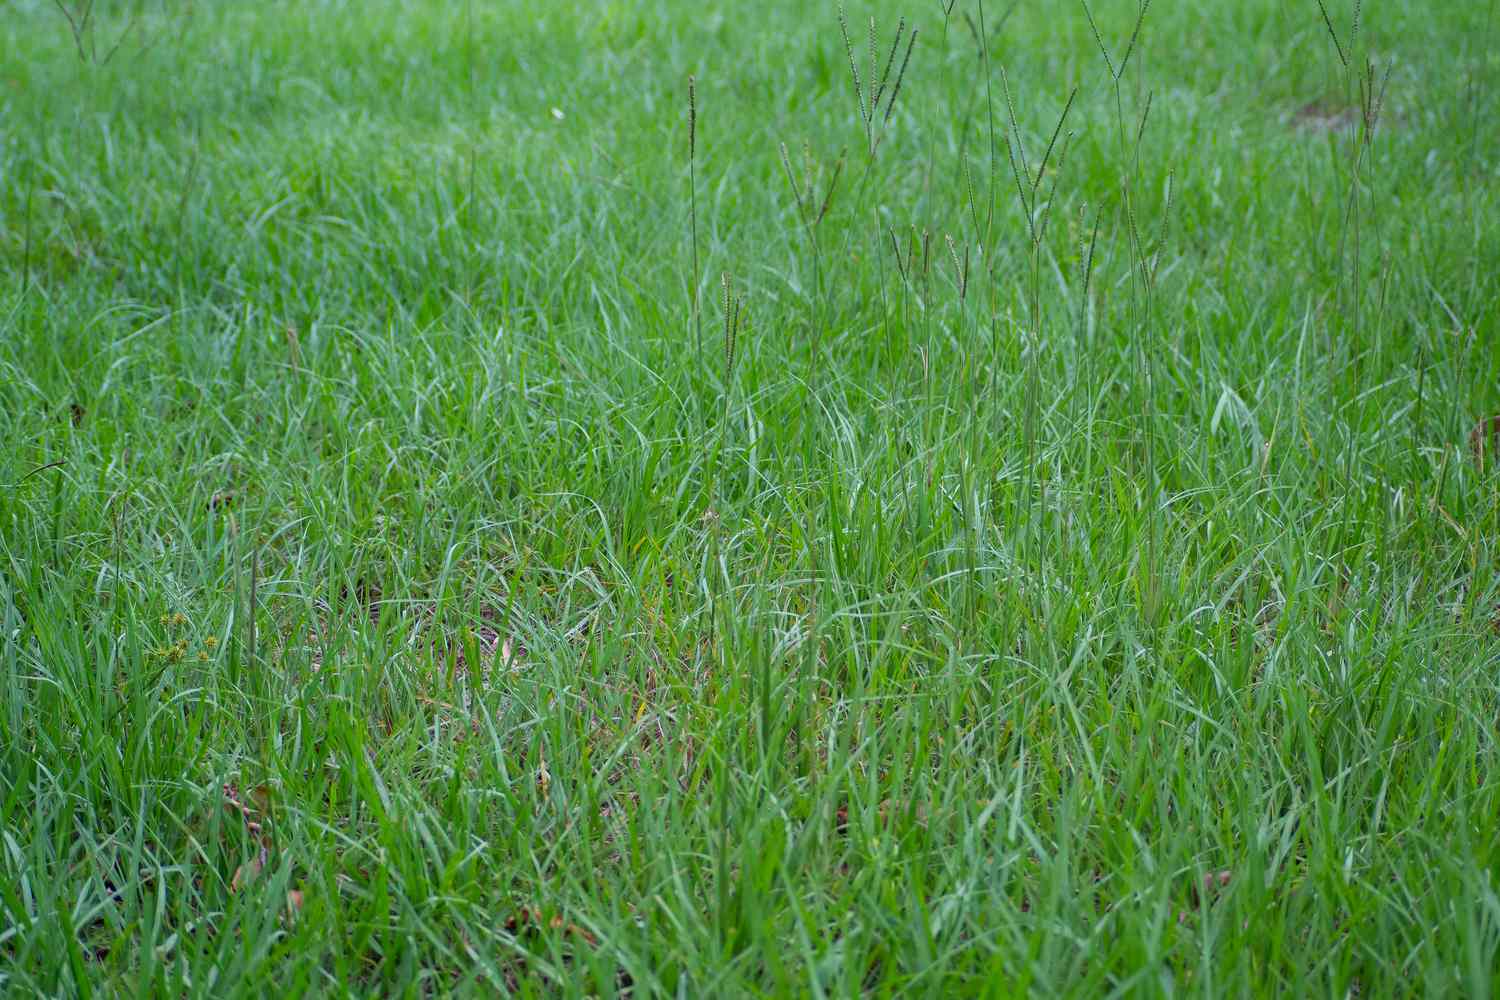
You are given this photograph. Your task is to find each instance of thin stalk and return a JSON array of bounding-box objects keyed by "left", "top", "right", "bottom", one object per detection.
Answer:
[
  {"left": 689, "top": 76, "right": 702, "bottom": 368},
  {"left": 1082, "top": 0, "right": 1161, "bottom": 622}
]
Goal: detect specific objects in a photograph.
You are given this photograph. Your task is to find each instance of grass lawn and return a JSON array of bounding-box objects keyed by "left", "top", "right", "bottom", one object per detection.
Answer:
[{"left": 3, "top": 0, "right": 1499, "bottom": 994}]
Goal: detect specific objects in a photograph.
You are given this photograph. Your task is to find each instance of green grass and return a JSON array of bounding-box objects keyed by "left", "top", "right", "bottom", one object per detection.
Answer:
[{"left": 2, "top": 0, "right": 1499, "bottom": 994}]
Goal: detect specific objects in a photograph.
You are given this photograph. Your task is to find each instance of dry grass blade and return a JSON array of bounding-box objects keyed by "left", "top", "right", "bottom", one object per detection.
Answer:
[{"left": 1471, "top": 416, "right": 1500, "bottom": 469}]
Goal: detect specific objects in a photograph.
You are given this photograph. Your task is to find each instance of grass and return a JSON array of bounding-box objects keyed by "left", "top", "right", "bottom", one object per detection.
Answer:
[{"left": 2, "top": 0, "right": 1499, "bottom": 994}]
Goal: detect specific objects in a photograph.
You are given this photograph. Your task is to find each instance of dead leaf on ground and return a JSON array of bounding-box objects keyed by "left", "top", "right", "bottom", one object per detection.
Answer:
[
  {"left": 223, "top": 782, "right": 267, "bottom": 839},
  {"left": 285, "top": 325, "right": 303, "bottom": 369},
  {"left": 250, "top": 783, "right": 276, "bottom": 812},
  {"left": 225, "top": 782, "right": 297, "bottom": 904},
  {"left": 832, "top": 798, "right": 928, "bottom": 836},
  {"left": 1177, "top": 869, "right": 1233, "bottom": 925},
  {"left": 342, "top": 578, "right": 384, "bottom": 626},
  {"left": 503, "top": 905, "right": 598, "bottom": 947},
  {"left": 1290, "top": 94, "right": 1399, "bottom": 135},
  {"left": 1199, "top": 870, "right": 1233, "bottom": 895},
  {"left": 232, "top": 847, "right": 268, "bottom": 892},
  {"left": 1292, "top": 99, "right": 1362, "bottom": 133},
  {"left": 445, "top": 607, "right": 526, "bottom": 687}
]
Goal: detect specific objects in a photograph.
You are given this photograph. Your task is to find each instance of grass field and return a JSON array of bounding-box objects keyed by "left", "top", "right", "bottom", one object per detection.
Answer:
[{"left": 2, "top": 0, "right": 1499, "bottom": 994}]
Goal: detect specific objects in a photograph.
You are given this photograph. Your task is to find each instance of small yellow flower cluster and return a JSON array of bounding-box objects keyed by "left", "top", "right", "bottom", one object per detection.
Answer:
[
  {"left": 150, "top": 613, "right": 221, "bottom": 664},
  {"left": 155, "top": 638, "right": 191, "bottom": 663}
]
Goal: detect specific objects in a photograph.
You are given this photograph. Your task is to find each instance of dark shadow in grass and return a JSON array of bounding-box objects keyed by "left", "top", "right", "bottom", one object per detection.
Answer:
[{"left": 1289, "top": 97, "right": 1400, "bottom": 135}]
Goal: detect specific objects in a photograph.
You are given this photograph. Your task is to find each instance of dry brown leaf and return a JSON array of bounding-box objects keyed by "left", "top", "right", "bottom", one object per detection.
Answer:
[
  {"left": 285, "top": 325, "right": 303, "bottom": 369},
  {"left": 1177, "top": 869, "right": 1234, "bottom": 924},
  {"left": 1202, "top": 870, "right": 1232, "bottom": 893},
  {"left": 833, "top": 798, "right": 927, "bottom": 836},
  {"left": 223, "top": 782, "right": 267, "bottom": 840},
  {"left": 1470, "top": 416, "right": 1500, "bottom": 468},
  {"left": 1292, "top": 99, "right": 1359, "bottom": 133},
  {"left": 232, "top": 848, "right": 267, "bottom": 892},
  {"left": 504, "top": 906, "right": 597, "bottom": 947}
]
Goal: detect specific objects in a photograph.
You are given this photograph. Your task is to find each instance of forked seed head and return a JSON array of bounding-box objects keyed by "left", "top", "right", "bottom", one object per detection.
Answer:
[
  {"left": 884, "top": 28, "right": 917, "bottom": 126},
  {"left": 837, "top": 5, "right": 869, "bottom": 128},
  {"left": 1314, "top": 0, "right": 1349, "bottom": 67},
  {"left": 1034, "top": 88, "right": 1079, "bottom": 196},
  {"left": 1117, "top": 0, "right": 1153, "bottom": 80},
  {"left": 1004, "top": 132, "right": 1034, "bottom": 242},
  {"left": 871, "top": 17, "right": 905, "bottom": 115},
  {"left": 1079, "top": 0, "right": 1117, "bottom": 81}
]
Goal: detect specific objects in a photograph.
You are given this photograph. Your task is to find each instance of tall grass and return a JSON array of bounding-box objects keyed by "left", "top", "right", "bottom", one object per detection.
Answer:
[{"left": 2, "top": 0, "right": 1498, "bottom": 994}]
